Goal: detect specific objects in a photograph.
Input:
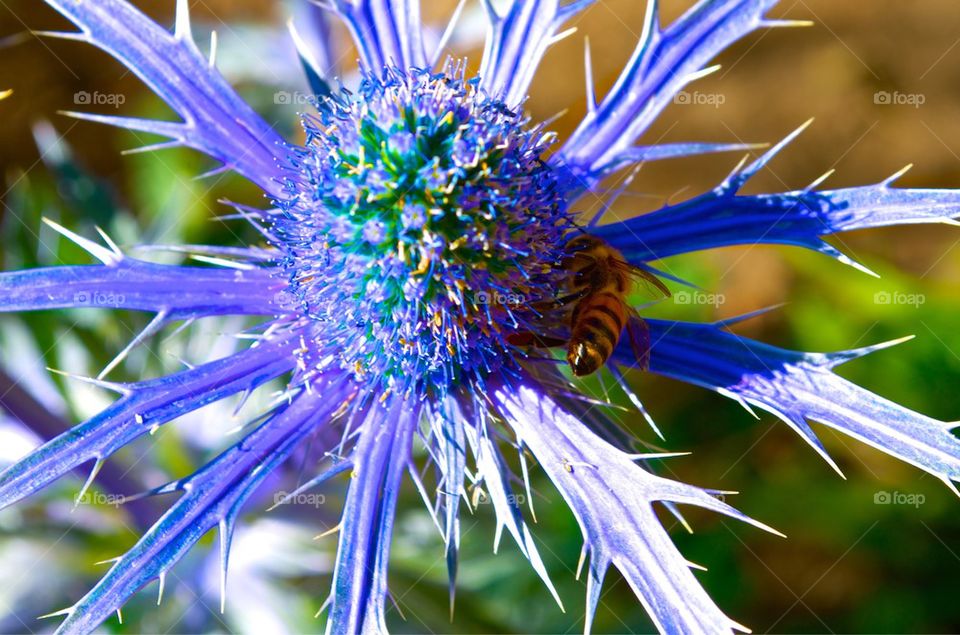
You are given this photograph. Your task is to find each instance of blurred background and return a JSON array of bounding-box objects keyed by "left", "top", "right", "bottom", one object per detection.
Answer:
[{"left": 1, "top": 0, "right": 960, "bottom": 632}]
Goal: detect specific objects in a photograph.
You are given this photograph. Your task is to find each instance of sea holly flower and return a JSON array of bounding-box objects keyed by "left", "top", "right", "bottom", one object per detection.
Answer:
[{"left": 1, "top": 0, "right": 959, "bottom": 633}]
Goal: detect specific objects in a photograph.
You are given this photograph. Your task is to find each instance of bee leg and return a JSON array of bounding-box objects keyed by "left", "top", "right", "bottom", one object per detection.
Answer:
[
  {"left": 550, "top": 289, "right": 589, "bottom": 310},
  {"left": 526, "top": 289, "right": 587, "bottom": 316},
  {"left": 507, "top": 332, "right": 566, "bottom": 348},
  {"left": 626, "top": 317, "right": 652, "bottom": 371}
]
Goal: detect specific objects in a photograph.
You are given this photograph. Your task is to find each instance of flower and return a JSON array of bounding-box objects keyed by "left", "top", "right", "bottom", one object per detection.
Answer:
[{"left": 1, "top": 0, "right": 959, "bottom": 633}]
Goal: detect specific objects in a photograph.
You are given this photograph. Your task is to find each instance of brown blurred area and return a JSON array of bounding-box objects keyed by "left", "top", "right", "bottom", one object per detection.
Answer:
[
  {"left": 3, "top": 1, "right": 960, "bottom": 188},
  {"left": 0, "top": 1, "right": 259, "bottom": 205},
  {"left": 3, "top": 0, "right": 960, "bottom": 314}
]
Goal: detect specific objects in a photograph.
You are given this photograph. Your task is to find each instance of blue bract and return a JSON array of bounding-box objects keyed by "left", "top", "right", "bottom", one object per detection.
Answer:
[{"left": 0, "top": 1, "right": 958, "bottom": 634}]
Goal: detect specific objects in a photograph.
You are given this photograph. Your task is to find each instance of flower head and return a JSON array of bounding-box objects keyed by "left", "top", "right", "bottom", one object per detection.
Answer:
[
  {"left": 278, "top": 64, "right": 574, "bottom": 387},
  {"left": 1, "top": 0, "right": 959, "bottom": 634}
]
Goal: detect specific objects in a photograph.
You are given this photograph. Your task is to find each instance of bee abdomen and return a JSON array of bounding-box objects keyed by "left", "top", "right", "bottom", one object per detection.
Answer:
[
  {"left": 567, "top": 341, "right": 605, "bottom": 377},
  {"left": 567, "top": 293, "right": 626, "bottom": 376}
]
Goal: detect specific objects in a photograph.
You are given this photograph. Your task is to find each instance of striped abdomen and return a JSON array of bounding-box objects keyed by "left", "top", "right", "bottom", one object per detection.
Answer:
[{"left": 566, "top": 286, "right": 628, "bottom": 377}]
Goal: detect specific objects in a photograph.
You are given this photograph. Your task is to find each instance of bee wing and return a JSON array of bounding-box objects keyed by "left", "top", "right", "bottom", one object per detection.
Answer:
[
  {"left": 625, "top": 312, "right": 652, "bottom": 371},
  {"left": 611, "top": 258, "right": 671, "bottom": 298}
]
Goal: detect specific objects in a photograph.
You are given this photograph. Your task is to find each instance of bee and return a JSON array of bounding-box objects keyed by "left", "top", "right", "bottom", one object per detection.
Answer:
[{"left": 510, "top": 234, "right": 669, "bottom": 376}]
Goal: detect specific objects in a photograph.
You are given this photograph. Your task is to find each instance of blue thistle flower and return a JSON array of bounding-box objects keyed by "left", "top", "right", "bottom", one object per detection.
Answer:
[{"left": 1, "top": 0, "right": 959, "bottom": 633}]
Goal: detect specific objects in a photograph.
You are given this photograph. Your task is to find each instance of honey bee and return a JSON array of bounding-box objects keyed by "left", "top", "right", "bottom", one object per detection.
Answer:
[{"left": 510, "top": 234, "right": 670, "bottom": 376}]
